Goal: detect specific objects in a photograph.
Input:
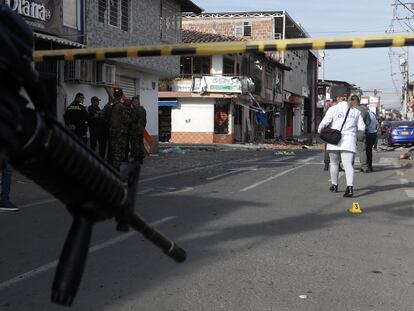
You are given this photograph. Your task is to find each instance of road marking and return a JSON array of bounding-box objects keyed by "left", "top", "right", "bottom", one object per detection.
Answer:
[
  {"left": 239, "top": 156, "right": 273, "bottom": 163},
  {"left": 405, "top": 189, "right": 414, "bottom": 198},
  {"left": 240, "top": 164, "right": 307, "bottom": 192},
  {"left": 0, "top": 216, "right": 176, "bottom": 291},
  {"left": 153, "top": 187, "right": 194, "bottom": 196},
  {"left": 19, "top": 198, "right": 59, "bottom": 208},
  {"left": 137, "top": 187, "right": 154, "bottom": 195},
  {"left": 206, "top": 166, "right": 258, "bottom": 181},
  {"left": 400, "top": 178, "right": 409, "bottom": 185},
  {"left": 396, "top": 170, "right": 404, "bottom": 176}
]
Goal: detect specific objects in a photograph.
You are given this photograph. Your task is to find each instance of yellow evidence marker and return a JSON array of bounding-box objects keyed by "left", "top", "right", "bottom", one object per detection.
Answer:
[{"left": 349, "top": 202, "right": 362, "bottom": 214}]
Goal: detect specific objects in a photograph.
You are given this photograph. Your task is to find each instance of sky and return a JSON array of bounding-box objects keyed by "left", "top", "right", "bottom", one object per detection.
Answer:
[{"left": 195, "top": 0, "right": 413, "bottom": 109}]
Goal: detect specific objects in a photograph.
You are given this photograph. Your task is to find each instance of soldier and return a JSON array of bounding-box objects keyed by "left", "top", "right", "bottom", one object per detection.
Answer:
[
  {"left": 130, "top": 96, "right": 147, "bottom": 164},
  {"left": 353, "top": 97, "right": 371, "bottom": 173},
  {"left": 103, "top": 88, "right": 131, "bottom": 170},
  {"left": 64, "top": 92, "right": 89, "bottom": 143}
]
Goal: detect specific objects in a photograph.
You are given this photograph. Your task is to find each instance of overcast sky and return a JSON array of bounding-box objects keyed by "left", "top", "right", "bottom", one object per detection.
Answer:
[{"left": 195, "top": 0, "right": 412, "bottom": 109}]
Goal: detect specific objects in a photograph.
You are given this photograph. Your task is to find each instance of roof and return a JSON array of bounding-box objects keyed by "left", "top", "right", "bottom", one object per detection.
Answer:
[
  {"left": 176, "top": 0, "right": 203, "bottom": 14},
  {"left": 34, "top": 32, "right": 85, "bottom": 48},
  {"left": 182, "top": 29, "right": 245, "bottom": 43},
  {"left": 318, "top": 79, "right": 354, "bottom": 87}
]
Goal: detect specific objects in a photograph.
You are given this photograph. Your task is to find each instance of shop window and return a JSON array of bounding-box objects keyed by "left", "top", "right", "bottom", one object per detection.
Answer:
[
  {"left": 63, "top": 0, "right": 79, "bottom": 29},
  {"left": 223, "top": 57, "right": 235, "bottom": 75},
  {"left": 160, "top": 0, "right": 181, "bottom": 43},
  {"left": 98, "top": 0, "right": 130, "bottom": 32},
  {"left": 214, "top": 99, "right": 230, "bottom": 134}
]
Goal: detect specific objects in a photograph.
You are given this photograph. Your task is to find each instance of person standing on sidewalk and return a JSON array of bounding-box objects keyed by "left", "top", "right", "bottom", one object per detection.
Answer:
[
  {"left": 354, "top": 100, "right": 371, "bottom": 173},
  {"left": 0, "top": 158, "right": 18, "bottom": 212},
  {"left": 365, "top": 109, "right": 378, "bottom": 172},
  {"left": 130, "top": 96, "right": 147, "bottom": 164},
  {"left": 88, "top": 96, "right": 107, "bottom": 158},
  {"left": 64, "top": 93, "right": 89, "bottom": 143},
  {"left": 318, "top": 95, "right": 366, "bottom": 197}
]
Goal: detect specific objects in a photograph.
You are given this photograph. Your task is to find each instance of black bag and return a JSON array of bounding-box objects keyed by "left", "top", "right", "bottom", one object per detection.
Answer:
[{"left": 320, "top": 107, "right": 350, "bottom": 145}]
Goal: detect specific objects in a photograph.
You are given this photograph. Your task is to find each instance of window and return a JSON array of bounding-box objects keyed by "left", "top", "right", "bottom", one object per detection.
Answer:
[
  {"left": 98, "top": 0, "right": 130, "bottom": 31},
  {"left": 235, "top": 21, "right": 252, "bottom": 37},
  {"left": 63, "top": 0, "right": 79, "bottom": 29},
  {"left": 160, "top": 1, "right": 181, "bottom": 42},
  {"left": 193, "top": 57, "right": 211, "bottom": 75},
  {"left": 180, "top": 57, "right": 192, "bottom": 75},
  {"left": 223, "top": 57, "right": 235, "bottom": 75},
  {"left": 180, "top": 57, "right": 211, "bottom": 75}
]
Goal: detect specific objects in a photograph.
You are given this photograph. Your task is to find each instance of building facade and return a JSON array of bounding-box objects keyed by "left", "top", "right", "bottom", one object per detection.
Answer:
[
  {"left": 3, "top": 0, "right": 202, "bottom": 149},
  {"left": 182, "top": 11, "right": 318, "bottom": 138},
  {"left": 158, "top": 30, "right": 289, "bottom": 144}
]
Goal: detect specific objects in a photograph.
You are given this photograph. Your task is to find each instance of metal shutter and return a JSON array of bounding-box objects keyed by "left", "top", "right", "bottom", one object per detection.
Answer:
[{"left": 119, "top": 76, "right": 136, "bottom": 99}]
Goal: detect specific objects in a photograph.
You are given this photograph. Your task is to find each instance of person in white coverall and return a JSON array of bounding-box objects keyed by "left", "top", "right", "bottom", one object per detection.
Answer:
[{"left": 318, "top": 95, "right": 366, "bottom": 198}]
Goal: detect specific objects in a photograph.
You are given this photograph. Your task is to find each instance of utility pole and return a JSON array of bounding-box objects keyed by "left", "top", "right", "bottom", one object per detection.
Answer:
[
  {"left": 387, "top": 0, "right": 414, "bottom": 119},
  {"left": 401, "top": 51, "right": 409, "bottom": 119}
]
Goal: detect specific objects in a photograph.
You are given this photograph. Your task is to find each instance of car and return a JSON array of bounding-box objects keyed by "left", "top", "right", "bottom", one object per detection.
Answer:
[
  {"left": 386, "top": 121, "right": 414, "bottom": 147},
  {"left": 380, "top": 120, "right": 392, "bottom": 135}
]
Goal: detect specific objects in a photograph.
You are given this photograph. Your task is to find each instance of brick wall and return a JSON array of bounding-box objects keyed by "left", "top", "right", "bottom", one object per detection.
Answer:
[
  {"left": 171, "top": 132, "right": 214, "bottom": 143},
  {"left": 87, "top": 0, "right": 180, "bottom": 77},
  {"left": 182, "top": 17, "right": 274, "bottom": 41}
]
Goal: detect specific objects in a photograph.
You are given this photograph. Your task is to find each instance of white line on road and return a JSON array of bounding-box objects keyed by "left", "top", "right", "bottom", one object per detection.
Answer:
[
  {"left": 400, "top": 178, "right": 409, "bottom": 185},
  {"left": 0, "top": 216, "right": 176, "bottom": 292},
  {"left": 240, "top": 164, "right": 307, "bottom": 192},
  {"left": 405, "top": 189, "right": 414, "bottom": 198},
  {"left": 396, "top": 170, "right": 404, "bottom": 176},
  {"left": 152, "top": 187, "right": 194, "bottom": 196},
  {"left": 19, "top": 198, "right": 59, "bottom": 208}
]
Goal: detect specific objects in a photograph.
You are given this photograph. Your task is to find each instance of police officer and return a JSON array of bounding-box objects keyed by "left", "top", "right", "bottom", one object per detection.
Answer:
[
  {"left": 104, "top": 88, "right": 131, "bottom": 170},
  {"left": 88, "top": 96, "right": 107, "bottom": 158},
  {"left": 130, "top": 95, "right": 147, "bottom": 164},
  {"left": 354, "top": 98, "right": 371, "bottom": 173},
  {"left": 64, "top": 92, "right": 89, "bottom": 143}
]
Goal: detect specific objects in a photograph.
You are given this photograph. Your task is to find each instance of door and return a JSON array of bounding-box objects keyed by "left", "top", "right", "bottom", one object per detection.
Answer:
[{"left": 286, "top": 107, "right": 293, "bottom": 137}]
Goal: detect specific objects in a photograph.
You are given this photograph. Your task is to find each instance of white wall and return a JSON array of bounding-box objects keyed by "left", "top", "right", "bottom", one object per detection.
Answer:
[
  {"left": 62, "top": 83, "right": 109, "bottom": 111},
  {"left": 139, "top": 75, "right": 159, "bottom": 136},
  {"left": 211, "top": 55, "right": 223, "bottom": 75},
  {"left": 172, "top": 98, "right": 215, "bottom": 132}
]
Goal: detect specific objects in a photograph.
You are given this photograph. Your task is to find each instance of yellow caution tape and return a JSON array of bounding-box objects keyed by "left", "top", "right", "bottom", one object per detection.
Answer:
[{"left": 32, "top": 33, "right": 414, "bottom": 62}]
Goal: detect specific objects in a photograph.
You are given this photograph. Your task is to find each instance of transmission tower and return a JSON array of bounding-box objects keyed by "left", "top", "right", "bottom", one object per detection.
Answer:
[{"left": 387, "top": 0, "right": 414, "bottom": 119}]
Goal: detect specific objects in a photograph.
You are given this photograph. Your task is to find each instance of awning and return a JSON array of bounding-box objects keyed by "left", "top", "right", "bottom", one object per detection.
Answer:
[
  {"left": 34, "top": 32, "right": 85, "bottom": 48},
  {"left": 159, "top": 100, "right": 177, "bottom": 107}
]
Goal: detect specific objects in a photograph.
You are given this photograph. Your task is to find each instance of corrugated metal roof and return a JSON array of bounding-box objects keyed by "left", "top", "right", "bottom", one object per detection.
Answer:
[
  {"left": 182, "top": 30, "right": 245, "bottom": 43},
  {"left": 34, "top": 32, "right": 85, "bottom": 48}
]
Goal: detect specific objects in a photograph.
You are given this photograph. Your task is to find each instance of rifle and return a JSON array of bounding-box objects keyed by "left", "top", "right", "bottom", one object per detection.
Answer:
[{"left": 0, "top": 5, "right": 186, "bottom": 307}]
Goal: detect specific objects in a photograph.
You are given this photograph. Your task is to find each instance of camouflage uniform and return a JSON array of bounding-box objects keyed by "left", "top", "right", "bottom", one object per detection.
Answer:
[
  {"left": 104, "top": 98, "right": 131, "bottom": 170},
  {"left": 130, "top": 105, "right": 147, "bottom": 163}
]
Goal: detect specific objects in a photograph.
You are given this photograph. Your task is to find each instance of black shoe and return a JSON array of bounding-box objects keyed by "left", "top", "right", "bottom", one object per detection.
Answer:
[
  {"left": 343, "top": 186, "right": 354, "bottom": 198},
  {"left": 329, "top": 184, "right": 338, "bottom": 193},
  {"left": 339, "top": 166, "right": 344, "bottom": 172},
  {"left": 360, "top": 168, "right": 369, "bottom": 173},
  {"left": 0, "top": 200, "right": 19, "bottom": 212},
  {"left": 368, "top": 166, "right": 373, "bottom": 172}
]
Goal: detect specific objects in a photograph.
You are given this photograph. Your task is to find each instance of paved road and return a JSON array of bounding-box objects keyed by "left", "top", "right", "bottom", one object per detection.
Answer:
[{"left": 1, "top": 148, "right": 414, "bottom": 311}]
